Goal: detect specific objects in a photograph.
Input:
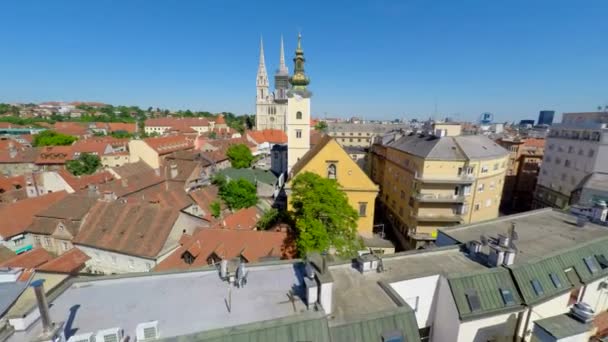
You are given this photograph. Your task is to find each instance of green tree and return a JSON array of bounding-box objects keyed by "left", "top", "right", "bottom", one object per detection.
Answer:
[
  {"left": 66, "top": 153, "right": 101, "bottom": 176},
  {"left": 226, "top": 144, "right": 254, "bottom": 169},
  {"left": 290, "top": 172, "right": 361, "bottom": 257},
  {"left": 314, "top": 121, "right": 328, "bottom": 131},
  {"left": 257, "top": 208, "right": 280, "bottom": 230},
  {"left": 33, "top": 130, "right": 77, "bottom": 147},
  {"left": 209, "top": 131, "right": 217, "bottom": 139},
  {"left": 219, "top": 178, "right": 258, "bottom": 210},
  {"left": 210, "top": 200, "right": 221, "bottom": 218}
]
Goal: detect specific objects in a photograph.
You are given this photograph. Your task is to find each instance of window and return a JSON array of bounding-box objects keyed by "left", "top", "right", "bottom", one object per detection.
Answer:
[
  {"left": 589, "top": 149, "right": 595, "bottom": 157},
  {"left": 489, "top": 181, "right": 495, "bottom": 190},
  {"left": 565, "top": 160, "right": 571, "bottom": 167},
  {"left": 327, "top": 163, "right": 337, "bottom": 180},
  {"left": 500, "top": 288, "right": 515, "bottom": 305},
  {"left": 485, "top": 199, "right": 492, "bottom": 207},
  {"left": 400, "top": 191, "right": 405, "bottom": 200},
  {"left": 129, "top": 259, "right": 135, "bottom": 269},
  {"left": 549, "top": 273, "right": 562, "bottom": 288},
  {"left": 584, "top": 256, "right": 599, "bottom": 274},
  {"left": 463, "top": 185, "right": 471, "bottom": 195},
  {"left": 568, "top": 146, "right": 574, "bottom": 153},
  {"left": 381, "top": 331, "right": 405, "bottom": 342},
  {"left": 418, "top": 327, "right": 431, "bottom": 342},
  {"left": 295, "top": 129, "right": 302, "bottom": 138},
  {"left": 474, "top": 203, "right": 480, "bottom": 211},
  {"left": 545, "top": 156, "right": 552, "bottom": 163},
  {"left": 493, "top": 163, "right": 499, "bottom": 170},
  {"left": 145, "top": 263, "right": 151, "bottom": 271},
  {"left": 183, "top": 252, "right": 195, "bottom": 265},
  {"left": 62, "top": 241, "right": 69, "bottom": 251},
  {"left": 596, "top": 254, "right": 608, "bottom": 269},
  {"left": 478, "top": 183, "right": 484, "bottom": 192},
  {"left": 578, "top": 148, "right": 584, "bottom": 156},
  {"left": 465, "top": 289, "right": 481, "bottom": 312},
  {"left": 358, "top": 202, "right": 367, "bottom": 217},
  {"left": 481, "top": 166, "right": 489, "bottom": 173},
  {"left": 531, "top": 279, "right": 544, "bottom": 296},
  {"left": 296, "top": 111, "right": 302, "bottom": 120},
  {"left": 111, "top": 255, "right": 117, "bottom": 264},
  {"left": 44, "top": 237, "right": 50, "bottom": 247}
]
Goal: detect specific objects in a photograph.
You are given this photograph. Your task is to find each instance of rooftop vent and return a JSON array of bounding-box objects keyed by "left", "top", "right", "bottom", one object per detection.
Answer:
[
  {"left": 96, "top": 327, "right": 124, "bottom": 342},
  {"left": 67, "top": 332, "right": 95, "bottom": 342},
  {"left": 356, "top": 253, "right": 381, "bottom": 274},
  {"left": 135, "top": 321, "right": 159, "bottom": 341},
  {"left": 570, "top": 302, "right": 595, "bottom": 323}
]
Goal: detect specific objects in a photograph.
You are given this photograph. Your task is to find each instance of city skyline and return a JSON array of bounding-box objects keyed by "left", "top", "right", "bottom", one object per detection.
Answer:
[{"left": 0, "top": 1, "right": 607, "bottom": 122}]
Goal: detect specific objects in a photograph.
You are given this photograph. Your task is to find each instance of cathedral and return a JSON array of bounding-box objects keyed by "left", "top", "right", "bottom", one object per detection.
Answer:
[{"left": 255, "top": 37, "right": 289, "bottom": 131}]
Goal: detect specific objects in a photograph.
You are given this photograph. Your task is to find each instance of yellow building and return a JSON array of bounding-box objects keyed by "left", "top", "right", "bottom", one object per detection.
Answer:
[
  {"left": 371, "top": 124, "right": 509, "bottom": 249},
  {"left": 286, "top": 135, "right": 380, "bottom": 239}
]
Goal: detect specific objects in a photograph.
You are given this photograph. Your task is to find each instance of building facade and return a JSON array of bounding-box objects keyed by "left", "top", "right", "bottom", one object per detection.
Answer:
[
  {"left": 496, "top": 137, "right": 544, "bottom": 213},
  {"left": 538, "top": 110, "right": 555, "bottom": 126},
  {"left": 326, "top": 123, "right": 409, "bottom": 148},
  {"left": 255, "top": 37, "right": 289, "bottom": 131},
  {"left": 534, "top": 112, "right": 608, "bottom": 209},
  {"left": 370, "top": 123, "right": 509, "bottom": 249}
]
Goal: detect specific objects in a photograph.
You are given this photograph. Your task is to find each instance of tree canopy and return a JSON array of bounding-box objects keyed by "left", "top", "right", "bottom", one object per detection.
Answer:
[
  {"left": 218, "top": 178, "right": 258, "bottom": 210},
  {"left": 289, "top": 172, "right": 361, "bottom": 257},
  {"left": 33, "top": 130, "right": 77, "bottom": 147},
  {"left": 314, "top": 121, "right": 328, "bottom": 131},
  {"left": 226, "top": 144, "right": 254, "bottom": 169},
  {"left": 66, "top": 153, "right": 101, "bottom": 176}
]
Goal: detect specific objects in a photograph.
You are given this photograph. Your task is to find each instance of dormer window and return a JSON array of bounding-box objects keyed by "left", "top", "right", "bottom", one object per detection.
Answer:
[
  {"left": 327, "top": 163, "right": 337, "bottom": 180},
  {"left": 182, "top": 251, "right": 195, "bottom": 265}
]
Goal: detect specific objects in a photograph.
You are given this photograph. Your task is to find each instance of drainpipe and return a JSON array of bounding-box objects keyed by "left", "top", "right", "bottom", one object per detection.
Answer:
[
  {"left": 521, "top": 307, "right": 533, "bottom": 342},
  {"left": 513, "top": 309, "right": 525, "bottom": 342}
]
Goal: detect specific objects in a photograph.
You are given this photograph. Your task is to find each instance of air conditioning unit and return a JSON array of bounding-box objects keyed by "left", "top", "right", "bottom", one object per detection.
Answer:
[
  {"left": 136, "top": 321, "right": 159, "bottom": 341},
  {"left": 67, "top": 333, "right": 95, "bottom": 342},
  {"left": 96, "top": 327, "right": 124, "bottom": 342}
]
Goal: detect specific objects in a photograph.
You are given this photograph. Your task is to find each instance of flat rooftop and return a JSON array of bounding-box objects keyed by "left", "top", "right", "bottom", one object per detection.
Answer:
[
  {"left": 9, "top": 263, "right": 309, "bottom": 341},
  {"left": 439, "top": 208, "right": 608, "bottom": 263},
  {"left": 328, "top": 247, "right": 485, "bottom": 326}
]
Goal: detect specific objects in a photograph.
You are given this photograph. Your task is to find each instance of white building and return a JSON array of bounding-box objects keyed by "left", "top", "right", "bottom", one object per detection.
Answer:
[{"left": 534, "top": 112, "right": 608, "bottom": 209}]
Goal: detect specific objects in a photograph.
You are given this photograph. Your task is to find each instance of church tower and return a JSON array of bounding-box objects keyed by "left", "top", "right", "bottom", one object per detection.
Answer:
[
  {"left": 256, "top": 37, "right": 269, "bottom": 103},
  {"left": 287, "top": 33, "right": 311, "bottom": 172},
  {"left": 274, "top": 36, "right": 289, "bottom": 104}
]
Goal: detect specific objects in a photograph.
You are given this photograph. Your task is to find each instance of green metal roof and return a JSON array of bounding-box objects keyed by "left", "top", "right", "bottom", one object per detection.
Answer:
[
  {"left": 157, "top": 311, "right": 331, "bottom": 342},
  {"left": 220, "top": 168, "right": 278, "bottom": 186},
  {"left": 555, "top": 237, "right": 608, "bottom": 284},
  {"left": 330, "top": 306, "right": 421, "bottom": 342},
  {"left": 508, "top": 257, "right": 573, "bottom": 305},
  {"left": 534, "top": 314, "right": 591, "bottom": 339},
  {"left": 448, "top": 268, "right": 524, "bottom": 321}
]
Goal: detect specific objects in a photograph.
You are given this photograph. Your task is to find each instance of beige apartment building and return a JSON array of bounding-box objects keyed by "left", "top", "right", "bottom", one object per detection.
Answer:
[
  {"left": 326, "top": 123, "right": 409, "bottom": 148},
  {"left": 371, "top": 123, "right": 509, "bottom": 249}
]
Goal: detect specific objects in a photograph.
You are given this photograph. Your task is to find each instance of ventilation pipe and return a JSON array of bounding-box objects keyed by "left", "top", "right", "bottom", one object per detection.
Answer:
[{"left": 31, "top": 279, "right": 63, "bottom": 341}]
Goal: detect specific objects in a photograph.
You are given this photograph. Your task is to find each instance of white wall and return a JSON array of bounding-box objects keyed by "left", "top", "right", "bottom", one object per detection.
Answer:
[
  {"left": 431, "top": 276, "right": 461, "bottom": 342},
  {"left": 77, "top": 245, "right": 155, "bottom": 274},
  {"left": 518, "top": 291, "right": 571, "bottom": 340},
  {"left": 390, "top": 275, "right": 440, "bottom": 327},
  {"left": 42, "top": 171, "right": 74, "bottom": 193},
  {"left": 581, "top": 276, "right": 608, "bottom": 313},
  {"left": 457, "top": 311, "right": 520, "bottom": 342}
]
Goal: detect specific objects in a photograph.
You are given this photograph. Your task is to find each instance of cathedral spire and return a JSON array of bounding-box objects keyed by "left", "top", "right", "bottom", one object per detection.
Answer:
[
  {"left": 289, "top": 33, "right": 310, "bottom": 95},
  {"left": 277, "top": 35, "right": 288, "bottom": 75},
  {"left": 257, "top": 36, "right": 268, "bottom": 86}
]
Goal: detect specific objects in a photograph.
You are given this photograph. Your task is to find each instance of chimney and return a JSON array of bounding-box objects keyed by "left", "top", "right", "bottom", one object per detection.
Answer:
[
  {"left": 488, "top": 245, "right": 505, "bottom": 267},
  {"left": 503, "top": 249, "right": 516, "bottom": 266},
  {"left": 31, "top": 279, "right": 63, "bottom": 341},
  {"left": 497, "top": 234, "right": 510, "bottom": 248}
]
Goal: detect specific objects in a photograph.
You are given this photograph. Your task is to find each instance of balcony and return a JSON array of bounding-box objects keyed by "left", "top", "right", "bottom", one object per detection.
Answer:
[
  {"left": 414, "top": 175, "right": 475, "bottom": 184},
  {"left": 412, "top": 213, "right": 464, "bottom": 223},
  {"left": 415, "top": 193, "right": 466, "bottom": 203}
]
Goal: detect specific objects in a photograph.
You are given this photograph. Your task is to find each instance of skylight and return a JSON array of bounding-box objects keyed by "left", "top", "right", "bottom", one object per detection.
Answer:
[
  {"left": 500, "top": 288, "right": 515, "bottom": 305},
  {"left": 549, "top": 273, "right": 562, "bottom": 288},
  {"left": 465, "top": 289, "right": 481, "bottom": 312},
  {"left": 584, "top": 256, "right": 599, "bottom": 274},
  {"left": 596, "top": 254, "right": 608, "bottom": 269},
  {"left": 531, "top": 279, "right": 544, "bottom": 296}
]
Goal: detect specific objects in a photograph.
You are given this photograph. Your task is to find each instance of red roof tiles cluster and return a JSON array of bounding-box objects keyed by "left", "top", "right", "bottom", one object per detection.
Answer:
[
  {"left": 144, "top": 135, "right": 194, "bottom": 155},
  {"left": 188, "top": 186, "right": 219, "bottom": 221},
  {"left": 0, "top": 191, "right": 68, "bottom": 238},
  {"left": 0, "top": 175, "right": 26, "bottom": 193},
  {"left": 247, "top": 129, "right": 288, "bottom": 144},
  {"left": 52, "top": 122, "right": 88, "bottom": 137},
  {"left": 145, "top": 118, "right": 210, "bottom": 134},
  {"left": 57, "top": 169, "right": 114, "bottom": 191},
  {"left": 37, "top": 248, "right": 90, "bottom": 273},
  {"left": 217, "top": 207, "right": 260, "bottom": 230},
  {"left": 36, "top": 146, "right": 72, "bottom": 164},
  {"left": 0, "top": 248, "right": 53, "bottom": 268},
  {"left": 73, "top": 201, "right": 179, "bottom": 258},
  {"left": 523, "top": 138, "right": 545, "bottom": 148},
  {"left": 154, "top": 228, "right": 293, "bottom": 272}
]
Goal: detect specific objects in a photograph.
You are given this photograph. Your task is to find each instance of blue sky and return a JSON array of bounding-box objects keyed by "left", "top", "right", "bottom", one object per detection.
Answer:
[{"left": 0, "top": 1, "right": 607, "bottom": 122}]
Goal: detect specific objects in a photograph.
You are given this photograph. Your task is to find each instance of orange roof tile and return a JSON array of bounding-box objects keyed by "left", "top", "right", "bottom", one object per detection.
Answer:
[
  {"left": 107, "top": 122, "right": 136, "bottom": 133},
  {"left": 218, "top": 207, "right": 260, "bottom": 230},
  {"left": 37, "top": 248, "right": 90, "bottom": 274},
  {"left": 523, "top": 138, "right": 545, "bottom": 148},
  {"left": 0, "top": 248, "right": 53, "bottom": 268},
  {"left": 36, "top": 146, "right": 72, "bottom": 164},
  {"left": 189, "top": 186, "right": 219, "bottom": 222},
  {"left": 52, "top": 122, "right": 88, "bottom": 137},
  {"left": 0, "top": 191, "right": 68, "bottom": 238},
  {"left": 57, "top": 169, "right": 114, "bottom": 191},
  {"left": 154, "top": 228, "right": 294, "bottom": 272},
  {"left": 0, "top": 175, "right": 26, "bottom": 193},
  {"left": 247, "top": 129, "right": 287, "bottom": 144},
  {"left": 144, "top": 135, "right": 194, "bottom": 155}
]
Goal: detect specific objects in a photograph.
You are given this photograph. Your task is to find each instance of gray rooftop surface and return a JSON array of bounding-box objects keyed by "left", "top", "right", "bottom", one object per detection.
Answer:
[
  {"left": 534, "top": 314, "right": 591, "bottom": 338},
  {"left": 439, "top": 208, "right": 608, "bottom": 263},
  {"left": 387, "top": 133, "right": 508, "bottom": 161},
  {"left": 0, "top": 281, "right": 27, "bottom": 317},
  {"left": 328, "top": 247, "right": 485, "bottom": 326},
  {"left": 9, "top": 264, "right": 309, "bottom": 341}
]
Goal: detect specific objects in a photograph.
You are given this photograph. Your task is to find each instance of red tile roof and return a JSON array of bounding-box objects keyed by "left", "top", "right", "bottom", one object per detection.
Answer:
[
  {"left": 96, "top": 169, "right": 164, "bottom": 198},
  {"left": 0, "top": 248, "right": 53, "bottom": 268},
  {"left": 247, "top": 129, "right": 288, "bottom": 144},
  {"left": 154, "top": 228, "right": 294, "bottom": 271},
  {"left": 523, "top": 138, "right": 545, "bottom": 148},
  {"left": 37, "top": 248, "right": 90, "bottom": 274},
  {"left": 0, "top": 145, "right": 38, "bottom": 164},
  {"left": 189, "top": 186, "right": 219, "bottom": 222},
  {"left": 52, "top": 122, "right": 88, "bottom": 137},
  {"left": 0, "top": 191, "right": 68, "bottom": 238},
  {"left": 73, "top": 201, "right": 179, "bottom": 258},
  {"left": 145, "top": 118, "right": 210, "bottom": 134},
  {"left": 69, "top": 140, "right": 111, "bottom": 159},
  {"left": 107, "top": 122, "right": 136, "bottom": 133},
  {"left": 0, "top": 175, "right": 26, "bottom": 192},
  {"left": 218, "top": 207, "right": 260, "bottom": 230},
  {"left": 144, "top": 135, "right": 194, "bottom": 155},
  {"left": 57, "top": 169, "right": 114, "bottom": 191},
  {"left": 36, "top": 146, "right": 72, "bottom": 164}
]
